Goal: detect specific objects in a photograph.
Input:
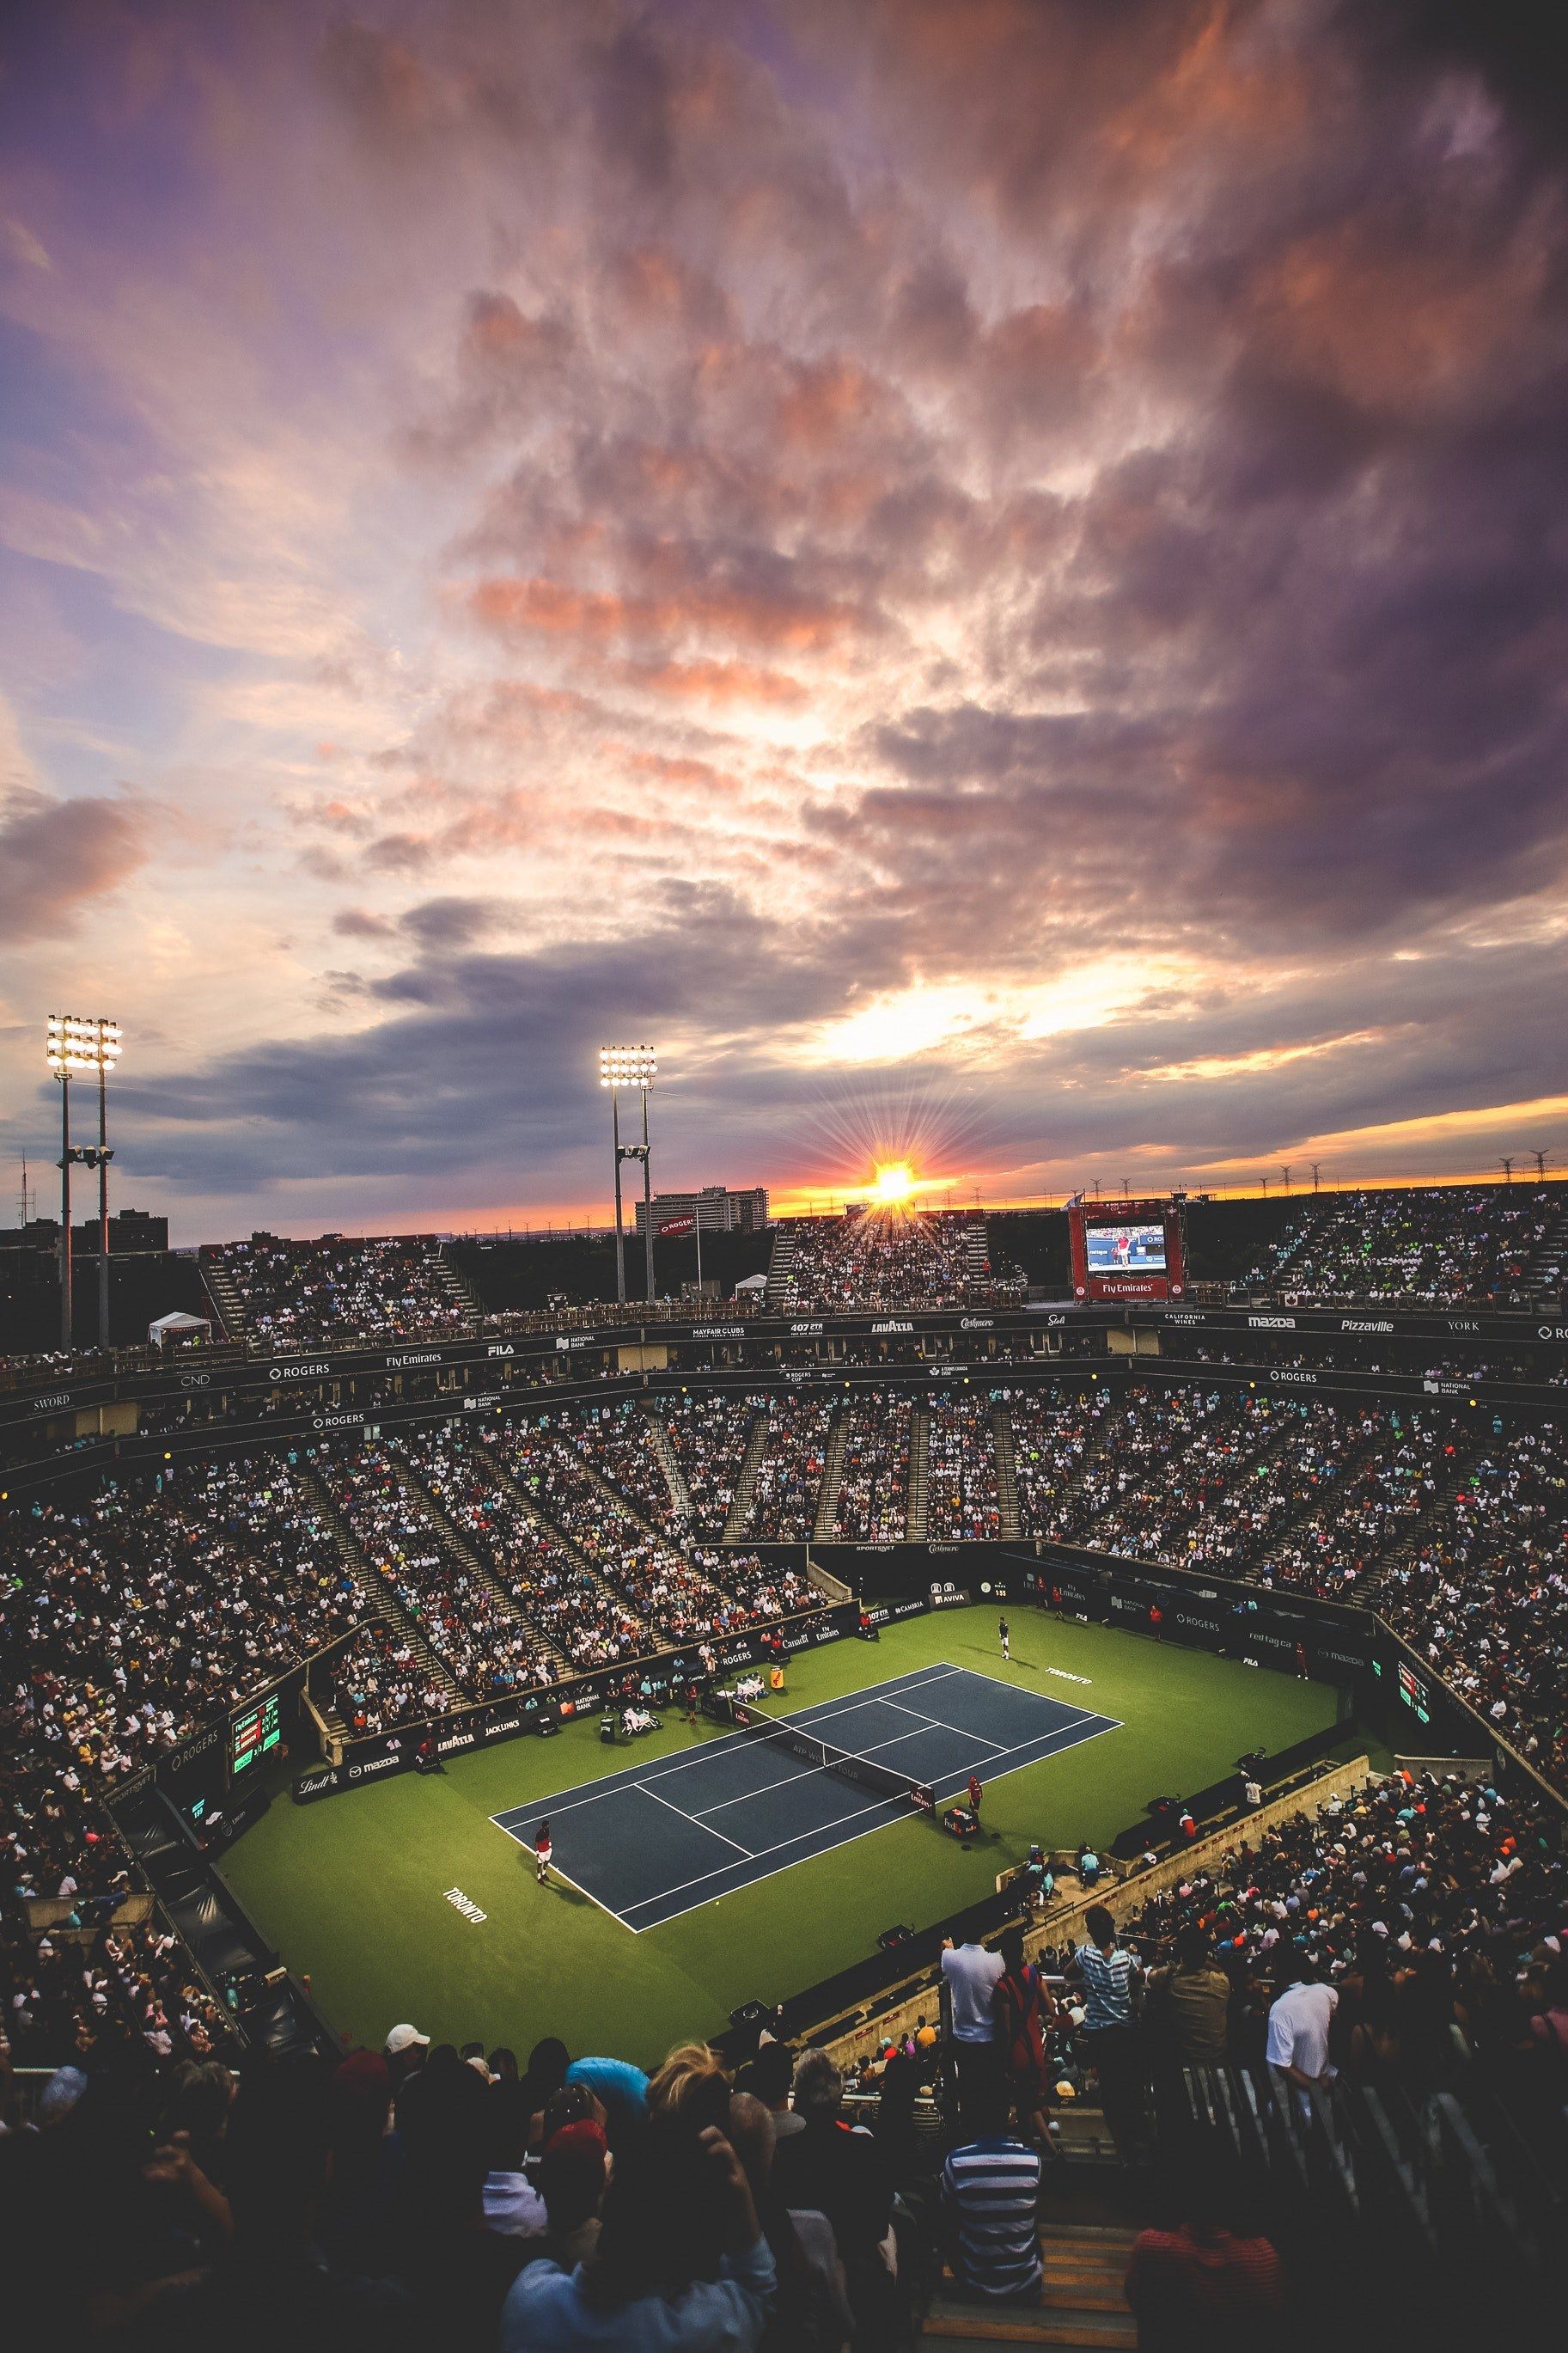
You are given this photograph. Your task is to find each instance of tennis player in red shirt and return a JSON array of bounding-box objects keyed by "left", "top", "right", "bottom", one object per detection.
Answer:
[{"left": 534, "top": 1819, "right": 552, "bottom": 1885}]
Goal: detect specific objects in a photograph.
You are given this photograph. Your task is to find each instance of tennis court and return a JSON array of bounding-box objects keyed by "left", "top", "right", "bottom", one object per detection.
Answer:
[{"left": 491, "top": 1661, "right": 1120, "bottom": 1930}]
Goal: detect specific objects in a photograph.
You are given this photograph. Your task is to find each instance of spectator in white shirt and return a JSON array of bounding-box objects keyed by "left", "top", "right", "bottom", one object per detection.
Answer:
[{"left": 1266, "top": 1953, "right": 1338, "bottom": 2110}]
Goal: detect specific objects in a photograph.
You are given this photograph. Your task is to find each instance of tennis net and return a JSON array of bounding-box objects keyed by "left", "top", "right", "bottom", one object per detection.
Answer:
[{"left": 733, "top": 1706, "right": 933, "bottom": 1811}]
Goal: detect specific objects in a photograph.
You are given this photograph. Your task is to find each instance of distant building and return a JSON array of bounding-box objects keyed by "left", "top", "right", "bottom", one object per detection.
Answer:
[
  {"left": 635, "top": 1185, "right": 769, "bottom": 1238},
  {"left": 0, "top": 1208, "right": 169, "bottom": 1255}
]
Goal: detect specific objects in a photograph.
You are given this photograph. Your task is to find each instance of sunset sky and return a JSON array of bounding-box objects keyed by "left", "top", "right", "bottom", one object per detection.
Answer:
[{"left": 3, "top": 2, "right": 1566, "bottom": 1241}]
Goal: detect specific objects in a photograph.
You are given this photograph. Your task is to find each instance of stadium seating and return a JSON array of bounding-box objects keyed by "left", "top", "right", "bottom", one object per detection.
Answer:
[
  {"left": 766, "top": 1207, "right": 1023, "bottom": 1312},
  {"left": 1233, "top": 1183, "right": 1564, "bottom": 1306},
  {"left": 203, "top": 1232, "right": 478, "bottom": 1345},
  {"left": 925, "top": 1391, "right": 1002, "bottom": 1540}
]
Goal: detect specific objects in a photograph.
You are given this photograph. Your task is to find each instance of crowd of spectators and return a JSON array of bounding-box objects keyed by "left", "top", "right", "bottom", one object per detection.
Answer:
[
  {"left": 741, "top": 1394, "right": 838, "bottom": 1540},
  {"left": 1009, "top": 1383, "right": 1443, "bottom": 1594},
  {"left": 1380, "top": 1421, "right": 1568, "bottom": 1788},
  {"left": 3, "top": 1457, "right": 363, "bottom": 1780},
  {"left": 1, "top": 1917, "right": 242, "bottom": 2078},
  {"left": 564, "top": 1399, "right": 680, "bottom": 1527},
  {"left": 497, "top": 1421, "right": 812, "bottom": 1646},
  {"left": 656, "top": 1392, "right": 761, "bottom": 1531},
  {"left": 326, "top": 1623, "right": 449, "bottom": 1738},
  {"left": 1004, "top": 1386, "right": 1117, "bottom": 1532},
  {"left": 398, "top": 1425, "right": 649, "bottom": 1674},
  {"left": 829, "top": 1396, "right": 912, "bottom": 1541},
  {"left": 1089, "top": 1769, "right": 1568, "bottom": 2151},
  {"left": 924, "top": 1395, "right": 1001, "bottom": 1540},
  {"left": 1235, "top": 1184, "right": 1563, "bottom": 1307},
  {"left": 769, "top": 1208, "right": 1021, "bottom": 1314},
  {"left": 205, "top": 1234, "right": 476, "bottom": 1347},
  {"left": 9, "top": 1761, "right": 1563, "bottom": 2345},
  {"left": 313, "top": 1441, "right": 546, "bottom": 1701}
]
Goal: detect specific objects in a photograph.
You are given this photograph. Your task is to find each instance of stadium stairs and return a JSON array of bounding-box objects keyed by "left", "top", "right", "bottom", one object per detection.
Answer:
[
  {"left": 907, "top": 1402, "right": 931, "bottom": 1538},
  {"left": 812, "top": 1400, "right": 853, "bottom": 1543},
  {"left": 962, "top": 1212, "right": 991, "bottom": 1283},
  {"left": 567, "top": 1435, "right": 680, "bottom": 1535},
  {"left": 1522, "top": 1190, "right": 1568, "bottom": 1303},
  {"left": 386, "top": 1445, "right": 570, "bottom": 1678},
  {"left": 198, "top": 1253, "right": 248, "bottom": 1342},
  {"left": 763, "top": 1223, "right": 798, "bottom": 1311},
  {"left": 991, "top": 1405, "right": 1023, "bottom": 1538},
  {"left": 1149, "top": 2057, "right": 1563, "bottom": 2346},
  {"left": 430, "top": 1241, "right": 482, "bottom": 1329},
  {"left": 292, "top": 1462, "right": 461, "bottom": 1710},
  {"left": 1022, "top": 1398, "right": 1120, "bottom": 1539},
  {"left": 1352, "top": 1424, "right": 1484, "bottom": 1613},
  {"left": 477, "top": 1448, "right": 659, "bottom": 1632},
  {"left": 921, "top": 2219, "right": 1138, "bottom": 2353},
  {"left": 1233, "top": 1196, "right": 1339, "bottom": 1297},
  {"left": 640, "top": 1402, "right": 694, "bottom": 1519},
  {"left": 723, "top": 1406, "right": 770, "bottom": 1540}
]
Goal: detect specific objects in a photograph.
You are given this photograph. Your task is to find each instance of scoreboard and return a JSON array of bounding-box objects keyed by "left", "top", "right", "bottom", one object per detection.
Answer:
[
  {"left": 1068, "top": 1195, "right": 1187, "bottom": 1303},
  {"left": 229, "top": 1689, "right": 282, "bottom": 1779}
]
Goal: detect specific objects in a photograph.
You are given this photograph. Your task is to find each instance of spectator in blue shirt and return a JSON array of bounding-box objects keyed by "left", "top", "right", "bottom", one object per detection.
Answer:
[
  {"left": 941, "top": 2080, "right": 1043, "bottom": 2303},
  {"left": 500, "top": 2117, "right": 775, "bottom": 2353},
  {"left": 1069, "top": 1906, "right": 1144, "bottom": 2161}
]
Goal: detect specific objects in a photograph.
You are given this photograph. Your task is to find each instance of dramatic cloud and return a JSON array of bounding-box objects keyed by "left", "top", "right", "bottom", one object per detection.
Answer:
[{"left": 1, "top": 1, "right": 1565, "bottom": 1235}]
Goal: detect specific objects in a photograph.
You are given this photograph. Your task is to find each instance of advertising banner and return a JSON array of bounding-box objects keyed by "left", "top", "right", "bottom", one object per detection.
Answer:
[{"left": 292, "top": 1600, "right": 860, "bottom": 1805}]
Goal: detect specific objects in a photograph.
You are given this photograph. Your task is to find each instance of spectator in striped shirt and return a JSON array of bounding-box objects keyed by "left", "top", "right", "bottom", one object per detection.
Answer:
[
  {"left": 940, "top": 2080, "right": 1043, "bottom": 2302},
  {"left": 1069, "top": 1907, "right": 1145, "bottom": 2162}
]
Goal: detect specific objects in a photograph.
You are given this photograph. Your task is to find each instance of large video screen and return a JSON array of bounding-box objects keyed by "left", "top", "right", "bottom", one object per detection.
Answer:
[
  {"left": 1085, "top": 1222, "right": 1167, "bottom": 1275},
  {"left": 230, "top": 1689, "right": 282, "bottom": 1778}
]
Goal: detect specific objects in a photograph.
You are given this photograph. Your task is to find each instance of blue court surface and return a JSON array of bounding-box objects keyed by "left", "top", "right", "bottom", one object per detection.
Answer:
[{"left": 491, "top": 1662, "right": 1120, "bottom": 1931}]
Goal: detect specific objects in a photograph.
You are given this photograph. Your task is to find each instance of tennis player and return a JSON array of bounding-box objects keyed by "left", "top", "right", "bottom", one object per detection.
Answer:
[
  {"left": 998, "top": 1616, "right": 1010, "bottom": 1661},
  {"left": 534, "top": 1819, "right": 552, "bottom": 1885},
  {"left": 967, "top": 1772, "right": 984, "bottom": 1817}
]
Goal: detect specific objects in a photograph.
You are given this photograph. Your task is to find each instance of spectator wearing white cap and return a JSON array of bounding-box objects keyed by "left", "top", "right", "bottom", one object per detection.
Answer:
[{"left": 386, "top": 2021, "right": 430, "bottom": 2097}]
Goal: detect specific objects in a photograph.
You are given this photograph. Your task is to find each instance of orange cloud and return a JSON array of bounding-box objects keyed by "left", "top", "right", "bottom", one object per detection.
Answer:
[
  {"left": 615, "top": 656, "right": 808, "bottom": 706},
  {"left": 469, "top": 574, "right": 864, "bottom": 652}
]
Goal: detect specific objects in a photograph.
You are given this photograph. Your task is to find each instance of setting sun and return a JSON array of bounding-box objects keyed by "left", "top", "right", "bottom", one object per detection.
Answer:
[{"left": 870, "top": 1161, "right": 918, "bottom": 1206}]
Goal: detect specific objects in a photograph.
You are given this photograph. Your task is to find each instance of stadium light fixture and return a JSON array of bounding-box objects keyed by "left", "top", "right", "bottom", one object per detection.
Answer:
[
  {"left": 46, "top": 1016, "right": 122, "bottom": 1348},
  {"left": 598, "top": 1046, "right": 657, "bottom": 1304}
]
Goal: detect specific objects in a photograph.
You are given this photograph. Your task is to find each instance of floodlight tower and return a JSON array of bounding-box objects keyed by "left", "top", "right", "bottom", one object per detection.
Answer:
[
  {"left": 46, "top": 1015, "right": 120, "bottom": 1348},
  {"left": 599, "top": 1046, "right": 657, "bottom": 1304}
]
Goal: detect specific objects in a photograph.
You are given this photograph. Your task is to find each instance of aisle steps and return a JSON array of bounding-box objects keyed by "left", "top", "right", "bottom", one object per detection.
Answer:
[
  {"left": 641, "top": 1403, "right": 693, "bottom": 1519},
  {"left": 387, "top": 1447, "right": 568, "bottom": 1671},
  {"left": 723, "top": 1407, "right": 770, "bottom": 1540},
  {"left": 992, "top": 1405, "right": 1022, "bottom": 1539},
  {"left": 923, "top": 2223, "right": 1137, "bottom": 2353},
  {"left": 812, "top": 1401, "right": 851, "bottom": 1542},
  {"left": 907, "top": 1402, "right": 931, "bottom": 1539},
  {"left": 292, "top": 1462, "right": 460, "bottom": 1705}
]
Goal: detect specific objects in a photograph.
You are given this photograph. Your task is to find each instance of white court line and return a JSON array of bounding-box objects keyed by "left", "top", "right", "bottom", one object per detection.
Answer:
[
  {"left": 691, "top": 1711, "right": 1006, "bottom": 1819},
  {"left": 491, "top": 1662, "right": 1084, "bottom": 1834},
  {"left": 786, "top": 1665, "right": 962, "bottom": 1733},
  {"left": 637, "top": 1780, "right": 753, "bottom": 1855},
  {"left": 875, "top": 1695, "right": 1010, "bottom": 1751},
  {"left": 622, "top": 1788, "right": 909, "bottom": 1913},
  {"left": 489, "top": 1663, "right": 967, "bottom": 1832},
  {"left": 534, "top": 1855, "right": 627, "bottom": 1928},
  {"left": 625, "top": 1711, "right": 1123, "bottom": 1929},
  {"left": 631, "top": 1704, "right": 1120, "bottom": 1904}
]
